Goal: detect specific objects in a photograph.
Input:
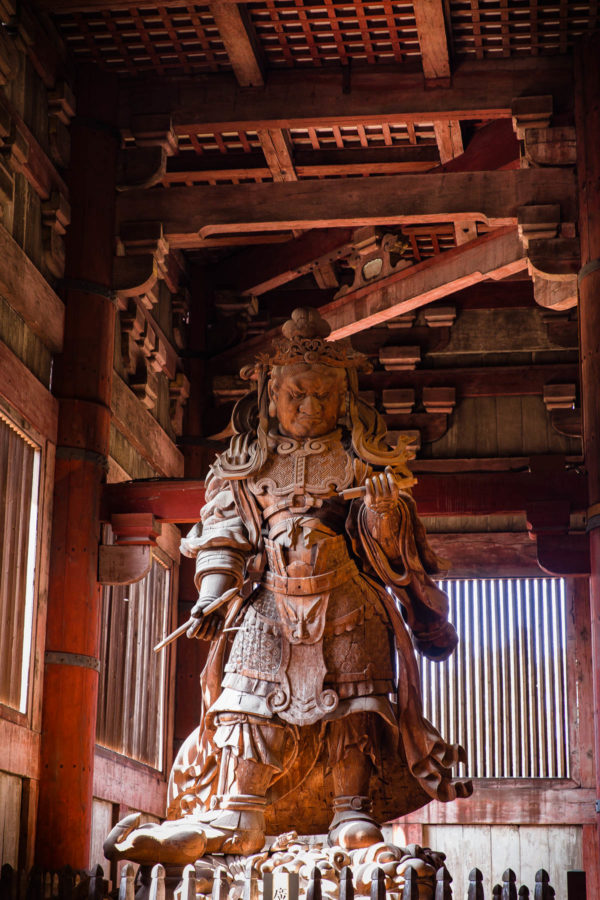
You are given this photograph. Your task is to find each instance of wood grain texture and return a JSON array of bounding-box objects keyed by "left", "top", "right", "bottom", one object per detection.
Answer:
[
  {"left": 321, "top": 229, "right": 527, "bottom": 338},
  {"left": 413, "top": 0, "right": 451, "bottom": 81},
  {"left": 93, "top": 747, "right": 167, "bottom": 817},
  {"left": 0, "top": 341, "right": 58, "bottom": 442},
  {"left": 111, "top": 373, "right": 184, "bottom": 478},
  {"left": 0, "top": 223, "right": 64, "bottom": 352},
  {"left": 0, "top": 717, "right": 40, "bottom": 778},
  {"left": 116, "top": 170, "right": 577, "bottom": 247},
  {"left": 121, "top": 57, "right": 573, "bottom": 134}
]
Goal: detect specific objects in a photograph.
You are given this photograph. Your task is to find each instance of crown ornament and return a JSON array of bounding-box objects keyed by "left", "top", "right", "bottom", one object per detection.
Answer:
[{"left": 241, "top": 307, "right": 371, "bottom": 380}]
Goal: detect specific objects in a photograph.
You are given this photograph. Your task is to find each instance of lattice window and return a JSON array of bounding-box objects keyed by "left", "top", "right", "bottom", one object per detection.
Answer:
[
  {"left": 450, "top": 1, "right": 600, "bottom": 59},
  {"left": 54, "top": 5, "right": 232, "bottom": 76},
  {"left": 420, "top": 577, "right": 570, "bottom": 779},
  {"left": 97, "top": 556, "right": 171, "bottom": 770},
  {"left": 0, "top": 410, "right": 41, "bottom": 714},
  {"left": 248, "top": 0, "right": 421, "bottom": 67}
]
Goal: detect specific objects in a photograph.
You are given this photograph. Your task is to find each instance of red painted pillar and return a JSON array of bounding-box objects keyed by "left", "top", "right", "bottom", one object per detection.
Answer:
[
  {"left": 575, "top": 31, "right": 600, "bottom": 895},
  {"left": 35, "top": 66, "right": 119, "bottom": 868}
]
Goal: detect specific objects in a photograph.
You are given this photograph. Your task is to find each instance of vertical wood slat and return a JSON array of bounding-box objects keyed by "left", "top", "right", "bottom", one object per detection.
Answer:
[
  {"left": 419, "top": 577, "right": 569, "bottom": 779},
  {"left": 96, "top": 557, "right": 170, "bottom": 769},
  {"left": 0, "top": 412, "right": 40, "bottom": 712}
]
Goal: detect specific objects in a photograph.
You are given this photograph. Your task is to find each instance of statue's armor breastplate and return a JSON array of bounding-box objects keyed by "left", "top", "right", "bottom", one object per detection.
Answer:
[{"left": 223, "top": 438, "right": 394, "bottom": 726}]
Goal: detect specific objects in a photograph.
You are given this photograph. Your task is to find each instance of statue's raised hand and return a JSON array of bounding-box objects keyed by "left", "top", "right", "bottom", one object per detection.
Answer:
[
  {"left": 186, "top": 606, "right": 224, "bottom": 641},
  {"left": 364, "top": 466, "right": 399, "bottom": 516}
]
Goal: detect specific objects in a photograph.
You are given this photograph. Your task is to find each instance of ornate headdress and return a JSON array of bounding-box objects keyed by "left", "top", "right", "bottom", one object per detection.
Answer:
[{"left": 242, "top": 307, "right": 371, "bottom": 379}]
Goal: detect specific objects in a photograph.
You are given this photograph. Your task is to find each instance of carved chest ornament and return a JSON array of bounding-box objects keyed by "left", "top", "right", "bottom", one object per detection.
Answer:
[{"left": 249, "top": 431, "right": 354, "bottom": 516}]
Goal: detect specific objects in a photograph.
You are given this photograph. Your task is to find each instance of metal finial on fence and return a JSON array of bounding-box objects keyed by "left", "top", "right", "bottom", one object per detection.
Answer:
[
  {"left": 339, "top": 867, "right": 353, "bottom": 900},
  {"left": 492, "top": 886, "right": 502, "bottom": 899},
  {"left": 149, "top": 866, "right": 165, "bottom": 900},
  {"left": 370, "top": 867, "right": 385, "bottom": 900},
  {"left": 502, "top": 869, "right": 517, "bottom": 900},
  {"left": 534, "top": 871, "right": 554, "bottom": 900},
  {"left": 307, "top": 867, "right": 322, "bottom": 900},
  {"left": 468, "top": 868, "right": 484, "bottom": 900},
  {"left": 434, "top": 866, "right": 452, "bottom": 900},
  {"left": 518, "top": 886, "right": 530, "bottom": 899},
  {"left": 26, "top": 865, "right": 43, "bottom": 900},
  {"left": 119, "top": 865, "right": 135, "bottom": 900},
  {"left": 402, "top": 866, "right": 418, "bottom": 900}
]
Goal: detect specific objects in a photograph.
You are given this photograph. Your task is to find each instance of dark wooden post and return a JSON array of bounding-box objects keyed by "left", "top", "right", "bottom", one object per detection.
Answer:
[
  {"left": 575, "top": 31, "right": 600, "bottom": 894},
  {"left": 35, "top": 65, "right": 119, "bottom": 867}
]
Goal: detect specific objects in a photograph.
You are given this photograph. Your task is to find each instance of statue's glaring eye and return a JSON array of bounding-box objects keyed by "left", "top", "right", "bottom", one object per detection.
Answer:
[{"left": 270, "top": 363, "right": 344, "bottom": 438}]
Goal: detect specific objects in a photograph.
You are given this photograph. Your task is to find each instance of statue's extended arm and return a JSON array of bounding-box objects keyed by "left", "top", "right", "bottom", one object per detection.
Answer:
[{"left": 180, "top": 469, "right": 253, "bottom": 640}]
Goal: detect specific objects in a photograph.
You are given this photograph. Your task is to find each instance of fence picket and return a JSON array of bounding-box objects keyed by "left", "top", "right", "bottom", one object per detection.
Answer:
[{"left": 434, "top": 866, "right": 452, "bottom": 900}]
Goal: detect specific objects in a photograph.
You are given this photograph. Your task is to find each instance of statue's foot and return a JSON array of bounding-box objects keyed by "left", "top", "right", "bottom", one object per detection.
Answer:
[
  {"left": 328, "top": 796, "right": 384, "bottom": 851},
  {"left": 103, "top": 814, "right": 207, "bottom": 865},
  {"left": 103, "top": 796, "right": 267, "bottom": 865}
]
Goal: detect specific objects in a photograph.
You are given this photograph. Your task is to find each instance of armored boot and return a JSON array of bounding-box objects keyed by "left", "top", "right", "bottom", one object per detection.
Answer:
[{"left": 328, "top": 795, "right": 384, "bottom": 850}]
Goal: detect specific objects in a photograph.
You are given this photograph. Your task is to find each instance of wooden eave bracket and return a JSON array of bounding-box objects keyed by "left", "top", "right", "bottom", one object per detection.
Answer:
[
  {"left": 517, "top": 205, "right": 580, "bottom": 311},
  {"left": 98, "top": 513, "right": 162, "bottom": 586}
]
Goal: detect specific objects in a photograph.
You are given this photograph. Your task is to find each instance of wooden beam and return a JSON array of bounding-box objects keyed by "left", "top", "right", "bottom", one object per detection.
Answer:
[
  {"left": 0, "top": 718, "right": 40, "bottom": 780},
  {"left": 101, "top": 461, "right": 587, "bottom": 523},
  {"left": 212, "top": 227, "right": 356, "bottom": 295},
  {"left": 164, "top": 146, "right": 440, "bottom": 184},
  {"left": 257, "top": 129, "right": 297, "bottom": 181},
  {"left": 0, "top": 341, "right": 59, "bottom": 442},
  {"left": 397, "top": 780, "right": 596, "bottom": 826},
  {"left": 321, "top": 228, "right": 528, "bottom": 339},
  {"left": 209, "top": 1, "right": 264, "bottom": 88},
  {"left": 427, "top": 532, "right": 540, "bottom": 577},
  {"left": 434, "top": 121, "right": 464, "bottom": 164},
  {"left": 361, "top": 363, "right": 579, "bottom": 399},
  {"left": 111, "top": 374, "right": 184, "bottom": 478},
  {"left": 413, "top": 0, "right": 451, "bottom": 81},
  {"left": 93, "top": 748, "right": 166, "bottom": 818},
  {"left": 0, "top": 223, "right": 64, "bottom": 352},
  {"left": 120, "top": 57, "right": 573, "bottom": 136},
  {"left": 116, "top": 169, "right": 576, "bottom": 248}
]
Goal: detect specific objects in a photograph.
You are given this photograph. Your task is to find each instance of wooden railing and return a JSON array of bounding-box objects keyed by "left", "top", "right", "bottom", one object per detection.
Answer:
[{"left": 0, "top": 861, "right": 585, "bottom": 900}]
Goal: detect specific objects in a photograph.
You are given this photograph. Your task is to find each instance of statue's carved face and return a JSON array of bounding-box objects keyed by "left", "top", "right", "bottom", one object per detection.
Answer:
[{"left": 270, "top": 363, "right": 344, "bottom": 438}]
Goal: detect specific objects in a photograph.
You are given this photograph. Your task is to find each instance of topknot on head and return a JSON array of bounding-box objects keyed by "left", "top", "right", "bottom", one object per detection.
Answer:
[{"left": 281, "top": 307, "right": 331, "bottom": 341}]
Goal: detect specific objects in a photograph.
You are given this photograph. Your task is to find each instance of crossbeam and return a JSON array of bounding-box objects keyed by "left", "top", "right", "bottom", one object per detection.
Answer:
[
  {"left": 120, "top": 58, "right": 573, "bottom": 135},
  {"left": 116, "top": 169, "right": 576, "bottom": 248},
  {"left": 101, "top": 462, "right": 587, "bottom": 523}
]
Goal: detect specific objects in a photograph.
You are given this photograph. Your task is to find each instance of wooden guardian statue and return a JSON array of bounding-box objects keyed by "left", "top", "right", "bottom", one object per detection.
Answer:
[{"left": 105, "top": 307, "right": 471, "bottom": 865}]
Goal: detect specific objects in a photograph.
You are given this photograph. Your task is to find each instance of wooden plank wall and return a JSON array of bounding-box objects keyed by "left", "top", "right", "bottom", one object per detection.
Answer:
[
  {"left": 0, "top": 771, "right": 21, "bottom": 867},
  {"left": 421, "top": 824, "right": 582, "bottom": 900}
]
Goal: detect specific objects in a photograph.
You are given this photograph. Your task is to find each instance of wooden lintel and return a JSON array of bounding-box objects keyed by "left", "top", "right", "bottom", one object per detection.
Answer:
[
  {"left": 101, "top": 461, "right": 587, "bottom": 523},
  {"left": 361, "top": 363, "right": 579, "bottom": 400},
  {"left": 111, "top": 373, "right": 184, "bottom": 478},
  {"left": 209, "top": 1, "right": 264, "bottom": 88},
  {"left": 0, "top": 223, "right": 64, "bottom": 352},
  {"left": 119, "top": 57, "right": 573, "bottom": 136},
  {"left": 116, "top": 169, "right": 577, "bottom": 248},
  {"left": 0, "top": 341, "right": 59, "bottom": 442},
  {"left": 321, "top": 228, "right": 528, "bottom": 339},
  {"left": 413, "top": 0, "right": 451, "bottom": 81},
  {"left": 0, "top": 717, "right": 40, "bottom": 780},
  {"left": 397, "top": 780, "right": 596, "bottom": 826},
  {"left": 93, "top": 747, "right": 166, "bottom": 817},
  {"left": 428, "top": 532, "right": 540, "bottom": 577}
]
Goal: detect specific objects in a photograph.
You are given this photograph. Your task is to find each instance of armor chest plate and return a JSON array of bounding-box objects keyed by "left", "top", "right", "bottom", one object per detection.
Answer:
[{"left": 248, "top": 435, "right": 354, "bottom": 507}]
